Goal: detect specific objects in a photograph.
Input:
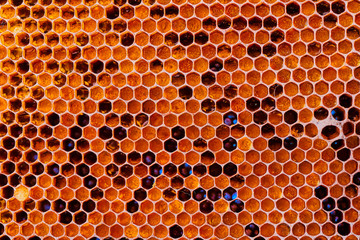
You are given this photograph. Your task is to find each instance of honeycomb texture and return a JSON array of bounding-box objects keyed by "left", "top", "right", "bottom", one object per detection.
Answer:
[{"left": 1, "top": 0, "right": 360, "bottom": 239}]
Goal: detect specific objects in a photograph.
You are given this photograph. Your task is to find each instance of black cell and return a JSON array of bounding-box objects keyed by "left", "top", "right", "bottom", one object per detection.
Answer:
[
  {"left": 321, "top": 125, "right": 339, "bottom": 140},
  {"left": 208, "top": 188, "right": 221, "bottom": 201},
  {"left": 209, "top": 58, "right": 223, "bottom": 72},
  {"left": 2, "top": 161, "right": 15, "bottom": 174},
  {"left": 201, "top": 99, "right": 215, "bottom": 113},
  {"left": 209, "top": 163, "right": 222, "bottom": 177},
  {"left": 268, "top": 137, "right": 282, "bottom": 151},
  {"left": 284, "top": 110, "right": 298, "bottom": 124},
  {"left": 332, "top": 1, "right": 345, "bottom": 14},
  {"left": 286, "top": 2, "right": 300, "bottom": 16},
  {"left": 2, "top": 186, "right": 14, "bottom": 198},
  {"left": 150, "top": 163, "right": 162, "bottom": 177},
  {"left": 69, "top": 126, "right": 82, "bottom": 140},
  {"left": 77, "top": 113, "right": 89, "bottom": 126},
  {"left": 126, "top": 200, "right": 139, "bottom": 213},
  {"left": 348, "top": 107, "right": 360, "bottom": 121},
  {"left": 331, "top": 139, "right": 344, "bottom": 150},
  {"left": 180, "top": 32, "right": 193, "bottom": 46},
  {"left": 337, "top": 222, "right": 350, "bottom": 236},
  {"left": 106, "top": 6, "right": 119, "bottom": 19},
  {"left": 224, "top": 112, "right": 237, "bottom": 126},
  {"left": 224, "top": 162, "right": 237, "bottom": 176},
  {"left": 120, "top": 164, "right": 133, "bottom": 178},
  {"left": 28, "top": 237, "right": 41, "bottom": 240},
  {"left": 99, "top": 126, "right": 112, "bottom": 140},
  {"left": 331, "top": 107, "right": 345, "bottom": 121},
  {"left": 254, "top": 111, "right": 267, "bottom": 125},
  {"left": 193, "top": 188, "right": 206, "bottom": 201},
  {"left": 60, "top": 211, "right": 72, "bottom": 224},
  {"left": 345, "top": 184, "right": 358, "bottom": 197},
  {"left": 353, "top": 172, "right": 360, "bottom": 185},
  {"left": 233, "top": 16, "right": 247, "bottom": 30},
  {"left": 330, "top": 209, "right": 343, "bottom": 223},
  {"left": 165, "top": 5, "right": 179, "bottom": 18},
  {"left": 114, "top": 126, "right": 127, "bottom": 140},
  {"left": 134, "top": 188, "right": 147, "bottom": 201},
  {"left": 178, "top": 188, "right": 191, "bottom": 201},
  {"left": 171, "top": 176, "right": 184, "bottom": 189},
  {"left": 179, "top": 163, "right": 192, "bottom": 177},
  {"left": 216, "top": 98, "right": 230, "bottom": 111},
  {"left": 114, "top": 152, "right": 126, "bottom": 165},
  {"left": 99, "top": 100, "right": 112, "bottom": 113},
  {"left": 195, "top": 31, "right": 208, "bottom": 45},
  {"left": 249, "top": 17, "right": 262, "bottom": 30},
  {"left": 165, "top": 32, "right": 178, "bottom": 46},
  {"left": 53, "top": 199, "right": 66, "bottom": 212},
  {"left": 193, "top": 164, "right": 207, "bottom": 177},
  {"left": 223, "top": 187, "right": 237, "bottom": 201},
  {"left": 314, "top": 107, "right": 329, "bottom": 120},
  {"left": 172, "top": 126, "right": 185, "bottom": 140},
  {"left": 223, "top": 137, "right": 237, "bottom": 152},
  {"left": 230, "top": 199, "right": 244, "bottom": 212},
  {"left": 247, "top": 44, "right": 261, "bottom": 58},
  {"left": 246, "top": 97, "right": 260, "bottom": 111},
  {"left": 142, "top": 176, "right": 154, "bottom": 189},
  {"left": 62, "top": 138, "right": 75, "bottom": 152},
  {"left": 271, "top": 30, "right": 284, "bottom": 43},
  {"left": 269, "top": 84, "right": 283, "bottom": 97},
  {"left": 121, "top": 33, "right": 134, "bottom": 46},
  {"left": 284, "top": 136, "right": 297, "bottom": 150},
  {"left": 90, "top": 60, "right": 104, "bottom": 74},
  {"left": 2, "top": 137, "right": 15, "bottom": 150},
  {"left": 218, "top": 16, "right": 231, "bottom": 29},
  {"left": 46, "top": 163, "right": 60, "bottom": 176},
  {"left": 179, "top": 86, "right": 193, "bottom": 100},
  {"left": 201, "top": 151, "right": 214, "bottom": 164},
  {"left": 245, "top": 223, "right": 259, "bottom": 237},
  {"left": 337, "top": 148, "right": 350, "bottom": 161},
  {"left": 201, "top": 72, "right": 215, "bottom": 86},
  {"left": 84, "top": 176, "right": 97, "bottom": 189},
  {"left": 0, "top": 174, "right": 7, "bottom": 186},
  {"left": 76, "top": 163, "right": 89, "bottom": 177},
  {"left": 322, "top": 197, "right": 336, "bottom": 211},
  {"left": 15, "top": 211, "right": 27, "bottom": 223},
  {"left": 10, "top": 124, "right": 23, "bottom": 138},
  {"left": 24, "top": 174, "right": 36, "bottom": 187},
  {"left": 337, "top": 197, "right": 350, "bottom": 210},
  {"left": 150, "top": 6, "right": 164, "bottom": 19},
  {"left": 164, "top": 139, "right": 177, "bottom": 152},
  {"left": 261, "top": 98, "right": 275, "bottom": 113},
  {"left": 38, "top": 199, "right": 51, "bottom": 212},
  {"left": 264, "top": 17, "right": 277, "bottom": 30},
  {"left": 7, "top": 169, "right": 19, "bottom": 185},
  {"left": 324, "top": 14, "right": 337, "bottom": 28},
  {"left": 164, "top": 163, "right": 177, "bottom": 177},
  {"left": 199, "top": 200, "right": 213, "bottom": 213},
  {"left": 317, "top": 1, "right": 330, "bottom": 15},
  {"left": 315, "top": 185, "right": 328, "bottom": 199},
  {"left": 163, "top": 188, "right": 176, "bottom": 201},
  {"left": 68, "top": 200, "right": 81, "bottom": 212},
  {"left": 169, "top": 225, "right": 183, "bottom": 238},
  {"left": 113, "top": 176, "right": 125, "bottom": 189},
  {"left": 84, "top": 152, "right": 97, "bottom": 165},
  {"left": 74, "top": 211, "right": 87, "bottom": 224},
  {"left": 203, "top": 17, "right": 216, "bottom": 31},
  {"left": 32, "top": 163, "right": 44, "bottom": 175},
  {"left": 47, "top": 113, "right": 60, "bottom": 126},
  {"left": 91, "top": 188, "right": 104, "bottom": 200}
]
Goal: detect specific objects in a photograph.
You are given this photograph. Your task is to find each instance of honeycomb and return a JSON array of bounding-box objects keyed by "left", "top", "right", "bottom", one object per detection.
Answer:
[{"left": 1, "top": 0, "right": 360, "bottom": 239}]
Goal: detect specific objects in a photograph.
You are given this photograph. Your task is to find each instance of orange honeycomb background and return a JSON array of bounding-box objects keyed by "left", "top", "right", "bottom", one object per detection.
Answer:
[{"left": 1, "top": 0, "right": 360, "bottom": 239}]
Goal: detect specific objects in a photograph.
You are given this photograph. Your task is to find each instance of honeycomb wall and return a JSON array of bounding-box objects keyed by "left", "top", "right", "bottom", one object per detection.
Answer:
[{"left": 1, "top": 0, "right": 360, "bottom": 239}]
